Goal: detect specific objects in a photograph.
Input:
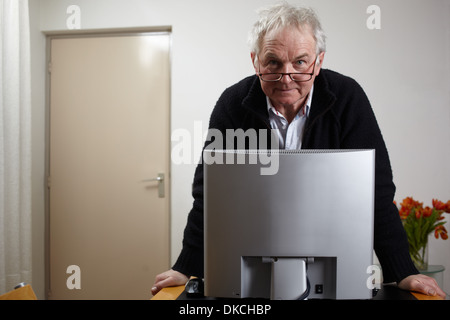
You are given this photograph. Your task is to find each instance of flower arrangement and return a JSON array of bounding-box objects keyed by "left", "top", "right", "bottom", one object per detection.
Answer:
[{"left": 395, "top": 197, "right": 450, "bottom": 270}]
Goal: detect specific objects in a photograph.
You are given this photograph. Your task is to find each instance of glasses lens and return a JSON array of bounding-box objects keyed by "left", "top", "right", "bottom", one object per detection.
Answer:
[
  {"left": 290, "top": 73, "right": 312, "bottom": 82},
  {"left": 260, "top": 73, "right": 280, "bottom": 81}
]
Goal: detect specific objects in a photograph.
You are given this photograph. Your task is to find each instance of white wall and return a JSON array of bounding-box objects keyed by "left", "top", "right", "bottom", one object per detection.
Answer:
[{"left": 30, "top": 0, "right": 450, "bottom": 298}]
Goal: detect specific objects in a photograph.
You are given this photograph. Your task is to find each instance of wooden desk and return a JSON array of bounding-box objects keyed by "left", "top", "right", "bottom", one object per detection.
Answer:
[
  {"left": 0, "top": 284, "right": 37, "bottom": 300},
  {"left": 411, "top": 292, "right": 444, "bottom": 300},
  {"left": 151, "top": 285, "right": 185, "bottom": 300},
  {"left": 151, "top": 285, "right": 444, "bottom": 300}
]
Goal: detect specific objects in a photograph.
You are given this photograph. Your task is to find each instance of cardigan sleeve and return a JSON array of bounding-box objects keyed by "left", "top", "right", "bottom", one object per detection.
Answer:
[
  {"left": 171, "top": 82, "right": 244, "bottom": 277},
  {"left": 326, "top": 73, "right": 419, "bottom": 283},
  {"left": 172, "top": 161, "right": 205, "bottom": 277}
]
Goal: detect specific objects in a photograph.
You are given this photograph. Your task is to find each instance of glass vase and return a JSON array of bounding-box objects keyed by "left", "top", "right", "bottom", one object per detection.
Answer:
[{"left": 410, "top": 241, "right": 429, "bottom": 271}]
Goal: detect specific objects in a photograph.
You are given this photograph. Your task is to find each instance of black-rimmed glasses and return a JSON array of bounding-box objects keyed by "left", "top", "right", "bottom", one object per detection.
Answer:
[{"left": 257, "top": 56, "right": 317, "bottom": 82}]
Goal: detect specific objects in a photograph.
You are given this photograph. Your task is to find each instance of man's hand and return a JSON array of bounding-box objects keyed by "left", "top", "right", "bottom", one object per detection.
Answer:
[
  {"left": 151, "top": 269, "right": 189, "bottom": 296},
  {"left": 398, "top": 274, "right": 446, "bottom": 298}
]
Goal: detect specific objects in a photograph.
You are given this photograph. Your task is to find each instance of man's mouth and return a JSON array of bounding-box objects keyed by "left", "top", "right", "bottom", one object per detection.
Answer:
[{"left": 276, "top": 87, "right": 296, "bottom": 92}]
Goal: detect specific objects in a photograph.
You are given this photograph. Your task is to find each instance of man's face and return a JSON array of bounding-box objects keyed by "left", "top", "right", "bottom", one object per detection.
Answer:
[{"left": 252, "top": 26, "right": 324, "bottom": 110}]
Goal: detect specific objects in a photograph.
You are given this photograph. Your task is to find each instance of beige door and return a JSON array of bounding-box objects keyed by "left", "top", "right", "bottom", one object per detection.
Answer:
[{"left": 48, "top": 33, "right": 170, "bottom": 299}]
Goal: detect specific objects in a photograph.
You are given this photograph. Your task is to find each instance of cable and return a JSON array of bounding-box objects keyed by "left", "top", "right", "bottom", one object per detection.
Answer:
[
  {"left": 297, "top": 262, "right": 311, "bottom": 300},
  {"left": 297, "top": 277, "right": 311, "bottom": 300}
]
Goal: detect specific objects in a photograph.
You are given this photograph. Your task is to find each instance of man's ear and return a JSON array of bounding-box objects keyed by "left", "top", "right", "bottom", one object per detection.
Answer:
[
  {"left": 315, "top": 52, "right": 325, "bottom": 76},
  {"left": 251, "top": 52, "right": 258, "bottom": 74}
]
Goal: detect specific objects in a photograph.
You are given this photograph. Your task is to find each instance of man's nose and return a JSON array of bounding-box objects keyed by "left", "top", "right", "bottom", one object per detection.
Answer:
[
  {"left": 280, "top": 73, "right": 293, "bottom": 83},
  {"left": 280, "top": 64, "right": 296, "bottom": 83}
]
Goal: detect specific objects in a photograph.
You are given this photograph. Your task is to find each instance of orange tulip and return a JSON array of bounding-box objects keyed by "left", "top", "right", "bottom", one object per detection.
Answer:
[
  {"left": 422, "top": 206, "right": 433, "bottom": 217},
  {"left": 432, "top": 199, "right": 446, "bottom": 211},
  {"left": 398, "top": 196, "right": 424, "bottom": 220},
  {"left": 444, "top": 200, "right": 450, "bottom": 213},
  {"left": 432, "top": 199, "right": 450, "bottom": 213},
  {"left": 401, "top": 197, "right": 422, "bottom": 210},
  {"left": 415, "top": 208, "right": 423, "bottom": 219},
  {"left": 435, "top": 225, "right": 448, "bottom": 240}
]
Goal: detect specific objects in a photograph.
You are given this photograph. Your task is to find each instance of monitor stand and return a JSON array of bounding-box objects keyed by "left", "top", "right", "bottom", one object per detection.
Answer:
[
  {"left": 240, "top": 256, "right": 309, "bottom": 300},
  {"left": 267, "top": 257, "right": 309, "bottom": 300}
]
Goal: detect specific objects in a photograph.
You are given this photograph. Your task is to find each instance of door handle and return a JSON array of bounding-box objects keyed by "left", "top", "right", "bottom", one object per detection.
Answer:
[{"left": 141, "top": 173, "right": 165, "bottom": 198}]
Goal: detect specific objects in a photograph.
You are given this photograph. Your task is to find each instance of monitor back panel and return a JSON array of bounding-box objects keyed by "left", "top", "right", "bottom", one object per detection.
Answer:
[{"left": 203, "top": 150, "right": 375, "bottom": 299}]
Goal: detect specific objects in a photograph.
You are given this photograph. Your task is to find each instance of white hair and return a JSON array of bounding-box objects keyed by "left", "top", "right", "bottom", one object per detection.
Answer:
[{"left": 248, "top": 2, "right": 326, "bottom": 56}]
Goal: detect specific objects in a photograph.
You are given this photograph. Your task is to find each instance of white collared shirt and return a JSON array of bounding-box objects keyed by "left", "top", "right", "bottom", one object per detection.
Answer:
[{"left": 266, "top": 86, "right": 313, "bottom": 150}]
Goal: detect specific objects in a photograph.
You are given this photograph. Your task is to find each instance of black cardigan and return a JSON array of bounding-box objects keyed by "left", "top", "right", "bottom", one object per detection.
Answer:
[{"left": 173, "top": 69, "right": 419, "bottom": 283}]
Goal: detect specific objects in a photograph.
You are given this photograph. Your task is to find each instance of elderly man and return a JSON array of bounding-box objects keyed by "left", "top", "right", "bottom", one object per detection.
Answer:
[{"left": 152, "top": 3, "right": 446, "bottom": 298}]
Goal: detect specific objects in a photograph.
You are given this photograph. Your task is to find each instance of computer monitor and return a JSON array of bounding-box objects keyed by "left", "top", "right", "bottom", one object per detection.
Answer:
[{"left": 203, "top": 149, "right": 375, "bottom": 299}]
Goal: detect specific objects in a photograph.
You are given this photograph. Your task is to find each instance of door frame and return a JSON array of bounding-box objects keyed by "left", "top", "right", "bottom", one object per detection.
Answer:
[{"left": 44, "top": 26, "right": 172, "bottom": 299}]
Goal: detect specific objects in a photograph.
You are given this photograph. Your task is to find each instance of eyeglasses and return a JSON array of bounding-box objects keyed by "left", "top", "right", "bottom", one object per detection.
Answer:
[{"left": 257, "top": 56, "right": 318, "bottom": 82}]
